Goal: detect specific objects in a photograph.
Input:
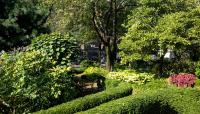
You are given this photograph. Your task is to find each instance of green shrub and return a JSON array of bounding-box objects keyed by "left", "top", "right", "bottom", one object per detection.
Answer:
[
  {"left": 83, "top": 67, "right": 108, "bottom": 81},
  {"left": 113, "top": 63, "right": 127, "bottom": 71},
  {"left": 195, "top": 61, "right": 200, "bottom": 78},
  {"left": 106, "top": 70, "right": 154, "bottom": 84},
  {"left": 84, "top": 67, "right": 108, "bottom": 76},
  {"left": 164, "top": 60, "right": 196, "bottom": 76},
  {"left": 69, "top": 67, "right": 85, "bottom": 74},
  {"left": 80, "top": 60, "right": 100, "bottom": 68},
  {"left": 77, "top": 88, "right": 200, "bottom": 114},
  {"left": 195, "top": 79, "right": 200, "bottom": 86},
  {"left": 29, "top": 32, "right": 79, "bottom": 66},
  {"left": 34, "top": 83, "right": 132, "bottom": 114},
  {"left": 104, "top": 79, "right": 121, "bottom": 89},
  {"left": 79, "top": 67, "right": 108, "bottom": 82},
  {"left": 0, "top": 51, "right": 77, "bottom": 113}
]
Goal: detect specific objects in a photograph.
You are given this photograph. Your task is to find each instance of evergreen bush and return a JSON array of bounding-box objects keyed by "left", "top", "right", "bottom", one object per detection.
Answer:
[
  {"left": 78, "top": 88, "right": 200, "bottom": 114},
  {"left": 34, "top": 83, "right": 132, "bottom": 114}
]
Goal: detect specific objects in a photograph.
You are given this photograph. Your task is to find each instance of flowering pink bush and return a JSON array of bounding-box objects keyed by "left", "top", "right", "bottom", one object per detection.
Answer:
[{"left": 169, "top": 73, "right": 197, "bottom": 87}]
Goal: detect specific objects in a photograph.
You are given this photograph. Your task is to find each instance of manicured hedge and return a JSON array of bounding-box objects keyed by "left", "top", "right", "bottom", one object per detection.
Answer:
[
  {"left": 104, "top": 79, "right": 121, "bottom": 89},
  {"left": 34, "top": 83, "right": 132, "bottom": 114},
  {"left": 77, "top": 88, "right": 200, "bottom": 114}
]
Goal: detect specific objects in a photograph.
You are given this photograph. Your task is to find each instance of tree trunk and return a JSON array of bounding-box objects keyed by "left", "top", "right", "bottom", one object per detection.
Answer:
[
  {"left": 98, "top": 42, "right": 102, "bottom": 66},
  {"left": 157, "top": 55, "right": 165, "bottom": 78},
  {"left": 107, "top": 0, "right": 117, "bottom": 71},
  {"left": 92, "top": 0, "right": 118, "bottom": 71},
  {"left": 112, "top": 0, "right": 117, "bottom": 63},
  {"left": 111, "top": 38, "right": 117, "bottom": 64},
  {"left": 105, "top": 45, "right": 113, "bottom": 71}
]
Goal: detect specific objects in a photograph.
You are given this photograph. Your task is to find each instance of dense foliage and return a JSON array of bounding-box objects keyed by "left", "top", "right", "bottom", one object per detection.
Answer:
[
  {"left": 169, "top": 73, "right": 197, "bottom": 87},
  {"left": 29, "top": 32, "right": 79, "bottom": 66},
  {"left": 84, "top": 67, "right": 108, "bottom": 78},
  {"left": 0, "top": 50, "right": 77, "bottom": 113},
  {"left": 0, "top": 0, "right": 50, "bottom": 51},
  {"left": 2, "top": 0, "right": 200, "bottom": 113},
  {"left": 106, "top": 70, "right": 154, "bottom": 84},
  {"left": 120, "top": 0, "right": 199, "bottom": 62},
  {"left": 34, "top": 83, "right": 132, "bottom": 114},
  {"left": 119, "top": 0, "right": 200, "bottom": 74},
  {"left": 104, "top": 79, "right": 121, "bottom": 89},
  {"left": 83, "top": 67, "right": 154, "bottom": 84},
  {"left": 80, "top": 60, "right": 100, "bottom": 69},
  {"left": 195, "top": 61, "right": 200, "bottom": 78}
]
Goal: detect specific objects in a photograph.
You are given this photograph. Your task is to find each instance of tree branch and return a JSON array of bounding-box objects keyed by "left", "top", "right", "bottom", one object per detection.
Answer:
[
  {"left": 92, "top": 0, "right": 108, "bottom": 45},
  {"left": 116, "top": 0, "right": 137, "bottom": 12},
  {"left": 104, "top": 0, "right": 113, "bottom": 34}
]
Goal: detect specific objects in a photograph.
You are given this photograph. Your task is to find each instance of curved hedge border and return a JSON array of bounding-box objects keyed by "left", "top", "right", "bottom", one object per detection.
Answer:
[
  {"left": 77, "top": 88, "right": 200, "bottom": 114},
  {"left": 34, "top": 83, "right": 132, "bottom": 114}
]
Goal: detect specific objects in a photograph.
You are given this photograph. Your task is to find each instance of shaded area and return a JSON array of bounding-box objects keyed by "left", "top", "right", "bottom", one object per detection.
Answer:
[
  {"left": 74, "top": 73, "right": 105, "bottom": 96},
  {"left": 142, "top": 102, "right": 178, "bottom": 114}
]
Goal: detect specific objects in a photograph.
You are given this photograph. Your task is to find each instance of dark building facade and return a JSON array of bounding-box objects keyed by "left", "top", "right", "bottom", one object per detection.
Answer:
[{"left": 80, "top": 41, "right": 105, "bottom": 63}]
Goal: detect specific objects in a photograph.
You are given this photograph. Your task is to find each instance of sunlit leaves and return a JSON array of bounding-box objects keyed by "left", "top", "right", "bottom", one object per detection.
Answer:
[
  {"left": 29, "top": 32, "right": 79, "bottom": 66},
  {"left": 120, "top": 0, "right": 200, "bottom": 64},
  {"left": 0, "top": 50, "right": 77, "bottom": 113}
]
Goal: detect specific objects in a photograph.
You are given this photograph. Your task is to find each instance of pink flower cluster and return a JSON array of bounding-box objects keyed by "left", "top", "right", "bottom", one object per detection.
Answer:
[{"left": 169, "top": 73, "right": 197, "bottom": 87}]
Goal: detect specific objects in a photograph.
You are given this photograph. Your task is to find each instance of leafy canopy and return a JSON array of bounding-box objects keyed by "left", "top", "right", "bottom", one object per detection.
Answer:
[
  {"left": 119, "top": 0, "right": 200, "bottom": 64},
  {"left": 0, "top": 0, "right": 50, "bottom": 51}
]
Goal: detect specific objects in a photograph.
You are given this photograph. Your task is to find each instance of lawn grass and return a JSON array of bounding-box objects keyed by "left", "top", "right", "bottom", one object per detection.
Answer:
[{"left": 132, "top": 78, "right": 200, "bottom": 94}]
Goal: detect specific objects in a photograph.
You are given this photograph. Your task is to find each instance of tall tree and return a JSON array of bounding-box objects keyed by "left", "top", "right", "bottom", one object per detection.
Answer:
[
  {"left": 0, "top": 0, "right": 51, "bottom": 51},
  {"left": 119, "top": 0, "right": 200, "bottom": 75},
  {"left": 91, "top": 0, "right": 136, "bottom": 71},
  {"left": 41, "top": 0, "right": 92, "bottom": 39},
  {"left": 42, "top": 0, "right": 136, "bottom": 71}
]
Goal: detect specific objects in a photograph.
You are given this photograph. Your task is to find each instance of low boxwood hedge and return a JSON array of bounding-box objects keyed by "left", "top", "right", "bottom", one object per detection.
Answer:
[
  {"left": 77, "top": 88, "right": 200, "bottom": 114},
  {"left": 104, "top": 79, "right": 121, "bottom": 89},
  {"left": 34, "top": 83, "right": 132, "bottom": 114}
]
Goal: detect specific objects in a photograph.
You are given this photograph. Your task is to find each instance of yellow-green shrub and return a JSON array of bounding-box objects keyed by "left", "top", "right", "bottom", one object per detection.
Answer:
[
  {"left": 0, "top": 51, "right": 77, "bottom": 113},
  {"left": 83, "top": 67, "right": 108, "bottom": 81},
  {"left": 84, "top": 67, "right": 108, "bottom": 77},
  {"left": 106, "top": 71, "right": 154, "bottom": 84}
]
